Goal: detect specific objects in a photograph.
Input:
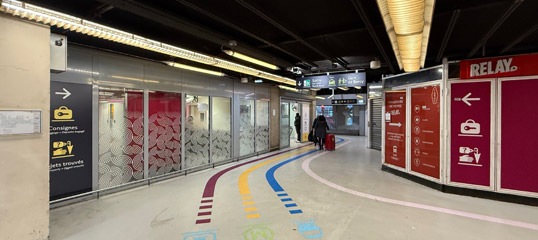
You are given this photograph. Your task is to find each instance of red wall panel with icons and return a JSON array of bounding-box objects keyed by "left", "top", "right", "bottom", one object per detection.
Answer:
[{"left": 410, "top": 85, "right": 441, "bottom": 179}]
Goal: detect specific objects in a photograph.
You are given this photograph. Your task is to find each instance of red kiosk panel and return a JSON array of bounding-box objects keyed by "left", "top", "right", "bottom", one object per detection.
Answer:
[
  {"left": 385, "top": 91, "right": 406, "bottom": 169},
  {"left": 450, "top": 81, "right": 491, "bottom": 186},
  {"left": 411, "top": 86, "right": 441, "bottom": 179},
  {"left": 501, "top": 78, "right": 538, "bottom": 193}
]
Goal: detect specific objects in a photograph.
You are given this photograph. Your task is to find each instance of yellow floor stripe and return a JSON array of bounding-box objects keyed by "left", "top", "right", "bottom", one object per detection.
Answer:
[
  {"left": 241, "top": 196, "right": 252, "bottom": 200},
  {"left": 238, "top": 146, "right": 315, "bottom": 196},
  {"left": 242, "top": 201, "right": 255, "bottom": 205},
  {"left": 246, "top": 214, "right": 260, "bottom": 219},
  {"left": 244, "top": 207, "right": 257, "bottom": 212}
]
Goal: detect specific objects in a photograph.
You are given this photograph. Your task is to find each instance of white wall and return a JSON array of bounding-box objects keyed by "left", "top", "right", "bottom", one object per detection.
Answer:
[{"left": 0, "top": 16, "right": 50, "bottom": 239}]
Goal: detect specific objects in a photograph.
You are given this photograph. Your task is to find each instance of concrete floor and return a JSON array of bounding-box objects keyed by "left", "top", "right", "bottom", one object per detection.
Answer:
[{"left": 50, "top": 136, "right": 538, "bottom": 240}]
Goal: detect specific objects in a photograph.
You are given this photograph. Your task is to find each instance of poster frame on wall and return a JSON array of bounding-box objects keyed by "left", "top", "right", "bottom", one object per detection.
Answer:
[
  {"left": 381, "top": 87, "right": 408, "bottom": 173},
  {"left": 496, "top": 75, "right": 538, "bottom": 199},
  {"left": 406, "top": 80, "right": 444, "bottom": 184},
  {"left": 446, "top": 78, "right": 495, "bottom": 191}
]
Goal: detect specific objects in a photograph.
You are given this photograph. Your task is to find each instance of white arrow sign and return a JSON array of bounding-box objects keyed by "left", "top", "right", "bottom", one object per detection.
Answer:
[
  {"left": 389, "top": 122, "right": 402, "bottom": 127},
  {"left": 55, "top": 88, "right": 71, "bottom": 99},
  {"left": 474, "top": 152, "right": 481, "bottom": 163},
  {"left": 460, "top": 92, "right": 480, "bottom": 106}
]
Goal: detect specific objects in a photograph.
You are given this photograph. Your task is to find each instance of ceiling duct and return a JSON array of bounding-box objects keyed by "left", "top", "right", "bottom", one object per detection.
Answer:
[{"left": 376, "top": 0, "right": 435, "bottom": 72}]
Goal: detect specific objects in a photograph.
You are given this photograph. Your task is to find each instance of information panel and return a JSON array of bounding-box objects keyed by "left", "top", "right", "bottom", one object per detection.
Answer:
[
  {"left": 296, "top": 72, "right": 366, "bottom": 89},
  {"left": 411, "top": 85, "right": 440, "bottom": 179},
  {"left": 0, "top": 110, "right": 41, "bottom": 135},
  {"left": 384, "top": 91, "right": 406, "bottom": 169},
  {"left": 501, "top": 78, "right": 538, "bottom": 193},
  {"left": 50, "top": 82, "right": 93, "bottom": 200},
  {"left": 450, "top": 81, "right": 491, "bottom": 186}
]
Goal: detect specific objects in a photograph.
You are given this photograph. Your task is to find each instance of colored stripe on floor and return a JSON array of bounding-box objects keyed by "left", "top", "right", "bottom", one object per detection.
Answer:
[
  {"left": 194, "top": 143, "right": 311, "bottom": 224},
  {"left": 301, "top": 139, "right": 538, "bottom": 231},
  {"left": 237, "top": 146, "right": 316, "bottom": 219},
  {"left": 264, "top": 138, "right": 345, "bottom": 215}
]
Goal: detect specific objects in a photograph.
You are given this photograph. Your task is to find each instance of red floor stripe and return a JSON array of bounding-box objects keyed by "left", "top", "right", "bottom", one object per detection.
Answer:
[
  {"left": 200, "top": 199, "right": 213, "bottom": 203},
  {"left": 199, "top": 205, "right": 212, "bottom": 209},
  {"left": 197, "top": 211, "right": 211, "bottom": 216},
  {"left": 195, "top": 219, "right": 211, "bottom": 224}
]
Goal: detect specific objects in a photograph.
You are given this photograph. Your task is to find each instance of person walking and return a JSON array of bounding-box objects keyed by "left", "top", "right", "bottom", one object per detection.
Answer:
[
  {"left": 313, "top": 115, "right": 329, "bottom": 150},
  {"left": 294, "top": 113, "right": 301, "bottom": 142}
]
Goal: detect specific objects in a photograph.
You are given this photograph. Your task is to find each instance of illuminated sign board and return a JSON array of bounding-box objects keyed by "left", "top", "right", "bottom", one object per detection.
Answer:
[{"left": 296, "top": 72, "right": 366, "bottom": 89}]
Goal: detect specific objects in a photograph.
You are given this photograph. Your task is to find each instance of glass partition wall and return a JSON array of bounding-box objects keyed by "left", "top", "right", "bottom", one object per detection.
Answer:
[
  {"left": 185, "top": 95, "right": 210, "bottom": 168},
  {"left": 239, "top": 99, "right": 255, "bottom": 156},
  {"left": 280, "top": 102, "right": 290, "bottom": 148},
  {"left": 98, "top": 87, "right": 145, "bottom": 189},
  {"left": 98, "top": 90, "right": 232, "bottom": 189},
  {"left": 211, "top": 97, "right": 231, "bottom": 162},
  {"left": 256, "top": 100, "right": 270, "bottom": 152},
  {"left": 148, "top": 91, "right": 182, "bottom": 177}
]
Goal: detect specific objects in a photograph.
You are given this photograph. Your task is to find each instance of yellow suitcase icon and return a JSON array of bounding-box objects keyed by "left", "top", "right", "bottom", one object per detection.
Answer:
[{"left": 54, "top": 106, "right": 72, "bottom": 120}]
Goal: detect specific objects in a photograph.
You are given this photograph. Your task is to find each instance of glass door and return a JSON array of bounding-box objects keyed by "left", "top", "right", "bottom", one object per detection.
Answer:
[
  {"left": 239, "top": 98, "right": 255, "bottom": 156},
  {"left": 290, "top": 102, "right": 300, "bottom": 142},
  {"left": 98, "top": 87, "right": 144, "bottom": 189},
  {"left": 185, "top": 95, "right": 210, "bottom": 168},
  {"left": 255, "top": 100, "right": 270, "bottom": 153},
  {"left": 280, "top": 102, "right": 290, "bottom": 148},
  {"left": 211, "top": 97, "right": 231, "bottom": 162}
]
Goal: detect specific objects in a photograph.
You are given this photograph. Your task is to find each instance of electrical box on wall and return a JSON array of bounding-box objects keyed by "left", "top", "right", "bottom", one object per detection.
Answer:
[{"left": 50, "top": 33, "right": 67, "bottom": 73}]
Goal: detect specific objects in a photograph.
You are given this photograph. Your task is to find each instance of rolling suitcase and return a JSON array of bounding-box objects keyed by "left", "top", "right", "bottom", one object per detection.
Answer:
[{"left": 325, "top": 134, "right": 335, "bottom": 151}]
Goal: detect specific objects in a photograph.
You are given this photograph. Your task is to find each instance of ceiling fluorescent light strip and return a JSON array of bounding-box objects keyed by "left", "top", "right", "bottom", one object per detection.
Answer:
[
  {"left": 278, "top": 85, "right": 298, "bottom": 92},
  {"left": 164, "top": 61, "right": 225, "bottom": 76},
  {"left": 0, "top": 0, "right": 295, "bottom": 85},
  {"left": 223, "top": 50, "right": 279, "bottom": 70},
  {"left": 376, "top": 0, "right": 435, "bottom": 72}
]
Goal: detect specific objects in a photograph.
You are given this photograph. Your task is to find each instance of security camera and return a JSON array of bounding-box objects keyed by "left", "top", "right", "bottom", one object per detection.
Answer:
[{"left": 55, "top": 38, "right": 63, "bottom": 47}]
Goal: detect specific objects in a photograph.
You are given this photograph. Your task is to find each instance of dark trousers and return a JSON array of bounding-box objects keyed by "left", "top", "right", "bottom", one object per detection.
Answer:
[
  {"left": 317, "top": 137, "right": 325, "bottom": 150},
  {"left": 295, "top": 125, "right": 300, "bottom": 141}
]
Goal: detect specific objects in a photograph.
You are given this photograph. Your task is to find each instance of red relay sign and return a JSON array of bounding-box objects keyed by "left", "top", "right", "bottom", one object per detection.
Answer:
[
  {"left": 450, "top": 81, "right": 491, "bottom": 187},
  {"left": 384, "top": 91, "right": 406, "bottom": 169},
  {"left": 460, "top": 53, "right": 538, "bottom": 79},
  {"left": 411, "top": 86, "right": 441, "bottom": 179}
]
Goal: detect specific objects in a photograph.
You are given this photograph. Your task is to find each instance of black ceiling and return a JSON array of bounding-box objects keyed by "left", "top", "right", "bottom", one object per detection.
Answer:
[{"left": 25, "top": 0, "right": 538, "bottom": 82}]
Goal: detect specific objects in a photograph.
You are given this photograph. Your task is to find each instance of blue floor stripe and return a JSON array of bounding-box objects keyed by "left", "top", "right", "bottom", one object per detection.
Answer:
[
  {"left": 266, "top": 149, "right": 319, "bottom": 192},
  {"left": 264, "top": 138, "right": 345, "bottom": 214},
  {"left": 289, "top": 210, "right": 303, "bottom": 214},
  {"left": 284, "top": 203, "right": 297, "bottom": 208}
]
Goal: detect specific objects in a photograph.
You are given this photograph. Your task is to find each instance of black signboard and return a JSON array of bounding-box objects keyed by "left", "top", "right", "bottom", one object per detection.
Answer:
[
  {"left": 296, "top": 72, "right": 366, "bottom": 89},
  {"left": 331, "top": 99, "right": 358, "bottom": 104},
  {"left": 50, "top": 82, "right": 92, "bottom": 200}
]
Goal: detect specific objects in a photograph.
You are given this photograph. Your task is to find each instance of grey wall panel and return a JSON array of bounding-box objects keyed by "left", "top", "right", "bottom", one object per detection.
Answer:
[
  {"left": 255, "top": 85, "right": 270, "bottom": 100},
  {"left": 144, "top": 63, "right": 183, "bottom": 93},
  {"left": 234, "top": 82, "right": 256, "bottom": 99},
  {"left": 209, "top": 77, "right": 234, "bottom": 98},
  {"left": 94, "top": 52, "right": 145, "bottom": 89},
  {"left": 50, "top": 47, "right": 94, "bottom": 85},
  {"left": 182, "top": 70, "right": 211, "bottom": 96}
]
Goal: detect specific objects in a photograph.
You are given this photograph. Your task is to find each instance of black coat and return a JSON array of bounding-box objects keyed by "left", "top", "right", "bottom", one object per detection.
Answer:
[
  {"left": 314, "top": 119, "right": 329, "bottom": 138},
  {"left": 294, "top": 115, "right": 301, "bottom": 127}
]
